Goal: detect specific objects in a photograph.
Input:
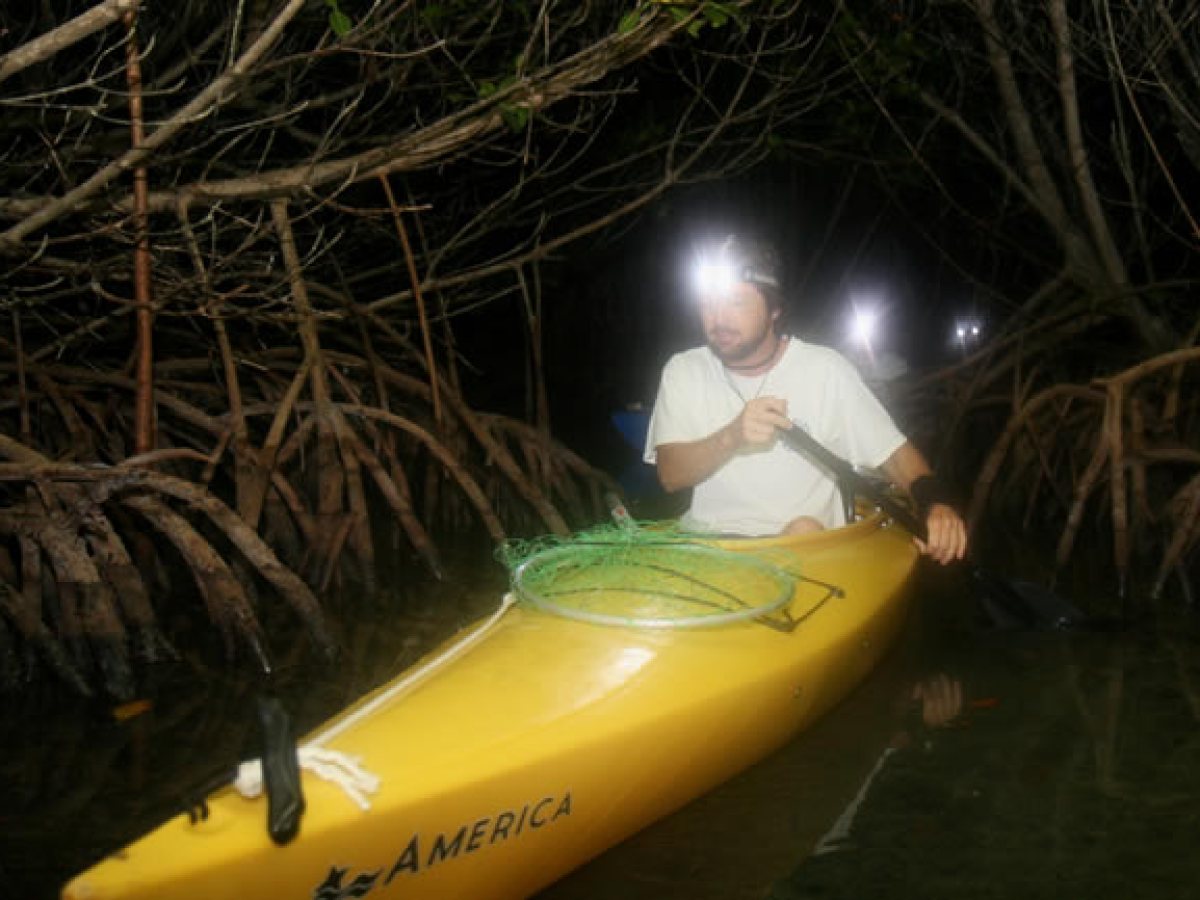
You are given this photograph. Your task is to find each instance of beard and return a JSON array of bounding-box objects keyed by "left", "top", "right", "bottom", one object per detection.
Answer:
[{"left": 706, "top": 322, "right": 776, "bottom": 367}]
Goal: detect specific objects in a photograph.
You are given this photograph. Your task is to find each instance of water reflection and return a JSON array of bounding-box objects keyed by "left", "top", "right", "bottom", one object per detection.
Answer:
[{"left": 807, "top": 672, "right": 965, "bottom": 858}]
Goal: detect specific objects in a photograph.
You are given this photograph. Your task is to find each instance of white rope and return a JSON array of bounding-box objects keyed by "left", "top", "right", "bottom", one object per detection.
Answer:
[
  {"left": 311, "top": 591, "right": 519, "bottom": 747},
  {"left": 234, "top": 593, "right": 519, "bottom": 811},
  {"left": 235, "top": 747, "right": 381, "bottom": 810}
]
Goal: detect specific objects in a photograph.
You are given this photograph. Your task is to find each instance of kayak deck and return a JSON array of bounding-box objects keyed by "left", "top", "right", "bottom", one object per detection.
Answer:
[{"left": 63, "top": 514, "right": 917, "bottom": 900}]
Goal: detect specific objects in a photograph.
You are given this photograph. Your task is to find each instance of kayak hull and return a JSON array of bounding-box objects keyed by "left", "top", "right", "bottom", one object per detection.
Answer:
[{"left": 63, "top": 515, "right": 917, "bottom": 900}]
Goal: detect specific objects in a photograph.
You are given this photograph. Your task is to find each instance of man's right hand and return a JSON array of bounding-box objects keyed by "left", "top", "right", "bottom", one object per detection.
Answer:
[
  {"left": 732, "top": 396, "right": 792, "bottom": 447},
  {"left": 655, "top": 395, "right": 792, "bottom": 492}
]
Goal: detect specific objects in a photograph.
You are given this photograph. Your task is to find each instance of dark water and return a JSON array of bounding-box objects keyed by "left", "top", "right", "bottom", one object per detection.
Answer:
[{"left": 3, "top": 556, "right": 1200, "bottom": 900}]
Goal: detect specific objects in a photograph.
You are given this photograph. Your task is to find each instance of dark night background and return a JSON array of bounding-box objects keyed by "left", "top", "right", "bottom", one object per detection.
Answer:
[{"left": 1, "top": 2, "right": 1200, "bottom": 897}]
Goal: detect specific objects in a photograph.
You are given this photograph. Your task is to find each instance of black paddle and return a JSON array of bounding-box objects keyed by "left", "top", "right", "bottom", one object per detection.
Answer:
[
  {"left": 781, "top": 425, "right": 926, "bottom": 538},
  {"left": 780, "top": 425, "right": 1087, "bottom": 631}
]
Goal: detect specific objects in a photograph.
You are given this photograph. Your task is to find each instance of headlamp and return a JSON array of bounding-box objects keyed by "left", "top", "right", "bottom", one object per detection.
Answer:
[
  {"left": 693, "top": 258, "right": 736, "bottom": 295},
  {"left": 850, "top": 307, "right": 878, "bottom": 347},
  {"left": 691, "top": 237, "right": 780, "bottom": 297}
]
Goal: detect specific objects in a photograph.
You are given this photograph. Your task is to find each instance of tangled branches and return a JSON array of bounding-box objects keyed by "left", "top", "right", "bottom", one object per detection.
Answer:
[
  {"left": 0, "top": 434, "right": 334, "bottom": 697},
  {"left": 0, "top": 3, "right": 834, "bottom": 691},
  {"left": 0, "top": 312, "right": 620, "bottom": 695},
  {"left": 966, "top": 347, "right": 1200, "bottom": 600}
]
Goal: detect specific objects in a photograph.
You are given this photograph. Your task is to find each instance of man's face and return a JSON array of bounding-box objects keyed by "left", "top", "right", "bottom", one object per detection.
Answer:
[{"left": 698, "top": 282, "right": 778, "bottom": 365}]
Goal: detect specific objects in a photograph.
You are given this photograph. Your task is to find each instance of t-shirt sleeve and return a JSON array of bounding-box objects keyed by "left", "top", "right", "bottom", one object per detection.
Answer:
[
  {"left": 643, "top": 355, "right": 707, "bottom": 464},
  {"left": 828, "top": 353, "right": 907, "bottom": 468}
]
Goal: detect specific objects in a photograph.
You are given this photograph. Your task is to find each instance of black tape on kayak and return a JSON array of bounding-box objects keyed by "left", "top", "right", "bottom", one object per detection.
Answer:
[{"left": 256, "top": 694, "right": 306, "bottom": 845}]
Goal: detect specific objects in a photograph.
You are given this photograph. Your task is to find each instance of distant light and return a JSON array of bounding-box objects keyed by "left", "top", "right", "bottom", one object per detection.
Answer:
[
  {"left": 953, "top": 317, "right": 984, "bottom": 351},
  {"left": 851, "top": 308, "right": 879, "bottom": 348}
]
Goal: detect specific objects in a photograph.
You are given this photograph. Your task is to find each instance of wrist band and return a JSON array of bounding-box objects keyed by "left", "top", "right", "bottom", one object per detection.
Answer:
[{"left": 909, "top": 474, "right": 956, "bottom": 515}]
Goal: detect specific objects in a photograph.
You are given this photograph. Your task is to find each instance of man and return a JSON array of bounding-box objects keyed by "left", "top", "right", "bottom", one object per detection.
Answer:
[{"left": 643, "top": 235, "right": 967, "bottom": 565}]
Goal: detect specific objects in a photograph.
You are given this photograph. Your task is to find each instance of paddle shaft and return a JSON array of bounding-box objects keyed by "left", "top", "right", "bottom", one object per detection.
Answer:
[
  {"left": 779, "top": 426, "right": 1096, "bottom": 630},
  {"left": 779, "top": 425, "right": 927, "bottom": 539}
]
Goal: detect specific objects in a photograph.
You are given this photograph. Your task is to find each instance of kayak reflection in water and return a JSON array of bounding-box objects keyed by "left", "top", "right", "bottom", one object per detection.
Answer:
[{"left": 806, "top": 673, "right": 968, "bottom": 859}]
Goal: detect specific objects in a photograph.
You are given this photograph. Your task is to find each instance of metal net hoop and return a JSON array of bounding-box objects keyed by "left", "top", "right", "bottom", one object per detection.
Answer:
[{"left": 509, "top": 538, "right": 797, "bottom": 629}]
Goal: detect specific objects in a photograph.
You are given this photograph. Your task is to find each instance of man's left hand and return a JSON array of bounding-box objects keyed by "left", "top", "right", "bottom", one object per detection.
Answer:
[{"left": 915, "top": 502, "right": 968, "bottom": 565}]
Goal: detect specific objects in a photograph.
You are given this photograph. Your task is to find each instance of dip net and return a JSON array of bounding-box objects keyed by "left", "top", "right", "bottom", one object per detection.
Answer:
[{"left": 498, "top": 522, "right": 799, "bottom": 629}]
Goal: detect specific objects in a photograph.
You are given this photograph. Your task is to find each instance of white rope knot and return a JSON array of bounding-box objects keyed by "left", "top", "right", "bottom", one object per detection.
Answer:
[
  {"left": 233, "top": 594, "right": 518, "bottom": 815},
  {"left": 234, "top": 746, "right": 381, "bottom": 811}
]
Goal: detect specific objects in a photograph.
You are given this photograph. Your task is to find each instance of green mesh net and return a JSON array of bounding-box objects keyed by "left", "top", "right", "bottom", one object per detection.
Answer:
[{"left": 497, "top": 522, "right": 800, "bottom": 629}]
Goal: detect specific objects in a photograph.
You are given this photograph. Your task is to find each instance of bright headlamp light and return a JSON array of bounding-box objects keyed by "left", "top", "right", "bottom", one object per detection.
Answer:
[
  {"left": 691, "top": 238, "right": 780, "bottom": 298},
  {"left": 692, "top": 258, "right": 737, "bottom": 295}
]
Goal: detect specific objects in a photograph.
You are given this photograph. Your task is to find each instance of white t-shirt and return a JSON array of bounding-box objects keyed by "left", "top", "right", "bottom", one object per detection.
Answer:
[{"left": 643, "top": 338, "right": 906, "bottom": 535}]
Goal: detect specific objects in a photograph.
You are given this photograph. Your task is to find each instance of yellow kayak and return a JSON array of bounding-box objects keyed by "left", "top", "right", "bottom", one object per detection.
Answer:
[{"left": 62, "top": 514, "right": 917, "bottom": 900}]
